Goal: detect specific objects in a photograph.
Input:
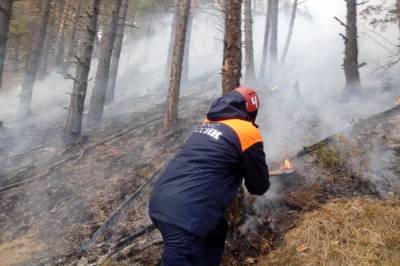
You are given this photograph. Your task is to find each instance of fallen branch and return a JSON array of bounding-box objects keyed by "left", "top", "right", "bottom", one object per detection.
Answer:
[
  {"left": 115, "top": 224, "right": 157, "bottom": 249},
  {"left": 0, "top": 156, "right": 76, "bottom": 193},
  {"left": 80, "top": 115, "right": 163, "bottom": 153},
  {"left": 110, "top": 240, "right": 163, "bottom": 263},
  {"left": 1, "top": 165, "right": 34, "bottom": 182},
  {"left": 109, "top": 224, "right": 157, "bottom": 257},
  {"left": 0, "top": 116, "right": 165, "bottom": 194},
  {"left": 1, "top": 146, "right": 46, "bottom": 162},
  {"left": 78, "top": 160, "right": 168, "bottom": 253}
]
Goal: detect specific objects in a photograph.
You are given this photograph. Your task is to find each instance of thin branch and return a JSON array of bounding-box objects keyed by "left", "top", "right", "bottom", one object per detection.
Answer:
[
  {"left": 356, "top": 1, "right": 369, "bottom": 6},
  {"left": 334, "top": 16, "right": 347, "bottom": 28},
  {"left": 339, "top": 33, "right": 348, "bottom": 42}
]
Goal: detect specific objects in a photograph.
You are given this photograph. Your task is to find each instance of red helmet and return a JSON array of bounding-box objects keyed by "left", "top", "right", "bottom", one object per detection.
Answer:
[{"left": 234, "top": 86, "right": 260, "bottom": 113}]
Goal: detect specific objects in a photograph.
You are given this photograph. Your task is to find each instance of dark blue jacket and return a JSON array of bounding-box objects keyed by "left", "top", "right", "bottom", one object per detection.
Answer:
[{"left": 149, "top": 91, "right": 270, "bottom": 237}]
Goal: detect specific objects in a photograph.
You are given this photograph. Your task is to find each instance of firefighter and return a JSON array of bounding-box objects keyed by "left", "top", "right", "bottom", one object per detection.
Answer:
[{"left": 149, "top": 86, "right": 270, "bottom": 265}]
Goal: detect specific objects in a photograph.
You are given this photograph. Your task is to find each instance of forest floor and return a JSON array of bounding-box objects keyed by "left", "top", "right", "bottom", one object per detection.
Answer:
[{"left": 0, "top": 85, "right": 399, "bottom": 265}]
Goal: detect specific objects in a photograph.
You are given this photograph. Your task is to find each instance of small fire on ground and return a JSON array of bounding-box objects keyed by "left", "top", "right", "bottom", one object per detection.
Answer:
[{"left": 280, "top": 159, "right": 293, "bottom": 171}]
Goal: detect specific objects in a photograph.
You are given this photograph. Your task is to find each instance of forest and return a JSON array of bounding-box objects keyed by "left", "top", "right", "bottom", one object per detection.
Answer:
[{"left": 0, "top": 0, "right": 399, "bottom": 265}]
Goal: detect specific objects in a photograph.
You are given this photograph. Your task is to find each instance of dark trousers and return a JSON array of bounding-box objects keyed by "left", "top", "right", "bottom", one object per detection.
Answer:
[{"left": 151, "top": 218, "right": 228, "bottom": 266}]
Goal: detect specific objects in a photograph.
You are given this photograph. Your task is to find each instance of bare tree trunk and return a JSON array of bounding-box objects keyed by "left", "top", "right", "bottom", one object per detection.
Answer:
[
  {"left": 269, "top": 0, "right": 279, "bottom": 66},
  {"left": 343, "top": 0, "right": 361, "bottom": 92},
  {"left": 18, "top": 0, "right": 52, "bottom": 118},
  {"left": 397, "top": 0, "right": 400, "bottom": 35},
  {"left": 12, "top": 36, "right": 21, "bottom": 71},
  {"left": 55, "top": 0, "right": 71, "bottom": 69},
  {"left": 0, "top": 0, "right": 13, "bottom": 90},
  {"left": 221, "top": 0, "right": 242, "bottom": 94},
  {"left": 64, "top": 0, "right": 101, "bottom": 145},
  {"left": 182, "top": 9, "right": 193, "bottom": 85},
  {"left": 244, "top": 0, "right": 255, "bottom": 84},
  {"left": 143, "top": 1, "right": 157, "bottom": 63},
  {"left": 92, "top": 28, "right": 100, "bottom": 59},
  {"left": 37, "top": 0, "right": 59, "bottom": 80},
  {"left": 106, "top": 0, "right": 129, "bottom": 104},
  {"left": 62, "top": 0, "right": 83, "bottom": 74},
  {"left": 164, "top": 0, "right": 191, "bottom": 128},
  {"left": 281, "top": 0, "right": 298, "bottom": 63},
  {"left": 87, "top": 0, "right": 122, "bottom": 128},
  {"left": 164, "top": 1, "right": 179, "bottom": 82},
  {"left": 259, "top": 0, "right": 271, "bottom": 80}
]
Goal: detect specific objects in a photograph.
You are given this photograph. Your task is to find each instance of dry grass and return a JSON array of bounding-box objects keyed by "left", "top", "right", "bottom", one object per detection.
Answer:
[
  {"left": 0, "top": 235, "right": 47, "bottom": 266},
  {"left": 260, "top": 197, "right": 400, "bottom": 266}
]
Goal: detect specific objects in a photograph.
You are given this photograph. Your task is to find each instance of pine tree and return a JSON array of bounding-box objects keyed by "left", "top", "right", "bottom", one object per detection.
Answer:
[
  {"left": 106, "top": 0, "right": 129, "bottom": 104},
  {"left": 62, "top": 0, "right": 83, "bottom": 74},
  {"left": 259, "top": 0, "right": 272, "bottom": 80},
  {"left": 164, "top": 0, "right": 191, "bottom": 127},
  {"left": 269, "top": 0, "right": 279, "bottom": 66},
  {"left": 87, "top": 0, "right": 123, "bottom": 128},
  {"left": 281, "top": 0, "right": 298, "bottom": 63},
  {"left": 221, "top": 0, "right": 242, "bottom": 94},
  {"left": 55, "top": 0, "right": 71, "bottom": 69},
  {"left": 18, "top": 0, "right": 52, "bottom": 118},
  {"left": 64, "top": 0, "right": 101, "bottom": 145},
  {"left": 343, "top": 0, "right": 361, "bottom": 92},
  {"left": 244, "top": 0, "right": 255, "bottom": 84},
  {"left": 0, "top": 0, "right": 13, "bottom": 90}
]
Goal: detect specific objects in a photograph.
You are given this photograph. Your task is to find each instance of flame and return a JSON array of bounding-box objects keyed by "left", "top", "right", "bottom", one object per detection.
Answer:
[{"left": 281, "top": 159, "right": 293, "bottom": 170}]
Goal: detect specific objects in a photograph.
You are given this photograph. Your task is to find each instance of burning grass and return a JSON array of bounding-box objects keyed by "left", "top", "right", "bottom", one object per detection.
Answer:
[{"left": 260, "top": 197, "right": 400, "bottom": 265}]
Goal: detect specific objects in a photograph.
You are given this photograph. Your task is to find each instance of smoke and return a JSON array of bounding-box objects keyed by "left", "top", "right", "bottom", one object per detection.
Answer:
[
  {"left": 255, "top": 0, "right": 399, "bottom": 163},
  {"left": 361, "top": 146, "right": 399, "bottom": 196},
  {"left": 0, "top": 0, "right": 399, "bottom": 237},
  {"left": 240, "top": 0, "right": 400, "bottom": 231}
]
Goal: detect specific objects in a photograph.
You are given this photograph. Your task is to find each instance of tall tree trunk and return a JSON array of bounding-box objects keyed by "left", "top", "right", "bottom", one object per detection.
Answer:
[
  {"left": 37, "top": 0, "right": 59, "bottom": 80},
  {"left": 281, "top": 0, "right": 298, "bottom": 63},
  {"left": 343, "top": 0, "right": 361, "bottom": 92},
  {"left": 63, "top": 0, "right": 83, "bottom": 74},
  {"left": 143, "top": 1, "right": 157, "bottom": 63},
  {"left": 64, "top": 0, "right": 101, "bottom": 145},
  {"left": 12, "top": 36, "right": 21, "bottom": 71},
  {"left": 0, "top": 0, "right": 13, "bottom": 90},
  {"left": 92, "top": 28, "right": 100, "bottom": 59},
  {"left": 87, "top": 0, "right": 122, "bottom": 128},
  {"left": 55, "top": 0, "right": 71, "bottom": 69},
  {"left": 397, "top": 0, "right": 400, "bottom": 37},
  {"left": 244, "top": 0, "right": 255, "bottom": 84},
  {"left": 164, "top": 0, "right": 191, "bottom": 128},
  {"left": 106, "top": 0, "right": 129, "bottom": 104},
  {"left": 269, "top": 0, "right": 279, "bottom": 66},
  {"left": 259, "top": 0, "right": 272, "bottom": 80},
  {"left": 164, "top": 1, "right": 179, "bottom": 82},
  {"left": 221, "top": 0, "right": 242, "bottom": 94},
  {"left": 182, "top": 9, "right": 193, "bottom": 85},
  {"left": 18, "top": 0, "right": 52, "bottom": 118}
]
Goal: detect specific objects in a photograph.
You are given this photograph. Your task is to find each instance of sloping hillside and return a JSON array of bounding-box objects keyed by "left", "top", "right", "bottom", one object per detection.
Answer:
[{"left": 0, "top": 97, "right": 399, "bottom": 266}]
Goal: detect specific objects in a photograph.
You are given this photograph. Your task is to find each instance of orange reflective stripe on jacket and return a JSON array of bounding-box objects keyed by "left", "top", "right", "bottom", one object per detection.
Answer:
[{"left": 204, "top": 119, "right": 263, "bottom": 151}]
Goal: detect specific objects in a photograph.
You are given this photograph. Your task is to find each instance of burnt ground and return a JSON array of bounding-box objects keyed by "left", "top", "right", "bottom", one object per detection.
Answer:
[
  {"left": 0, "top": 88, "right": 399, "bottom": 265},
  {"left": 0, "top": 90, "right": 213, "bottom": 265}
]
